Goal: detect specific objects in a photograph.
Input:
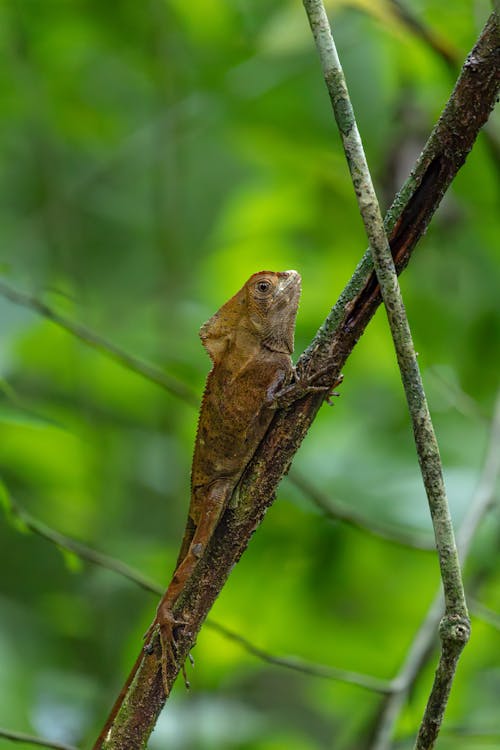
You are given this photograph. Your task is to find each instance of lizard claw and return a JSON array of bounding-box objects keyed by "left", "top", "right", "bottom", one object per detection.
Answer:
[
  {"left": 271, "top": 370, "right": 343, "bottom": 409},
  {"left": 143, "top": 609, "right": 188, "bottom": 694}
]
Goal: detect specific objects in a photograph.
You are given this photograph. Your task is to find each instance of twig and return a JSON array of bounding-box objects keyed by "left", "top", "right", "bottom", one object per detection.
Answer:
[
  {"left": 388, "top": 0, "right": 459, "bottom": 70},
  {"left": 288, "top": 470, "right": 435, "bottom": 550},
  {"left": 2, "top": 489, "right": 161, "bottom": 597},
  {"left": 206, "top": 620, "right": 394, "bottom": 693},
  {"left": 0, "top": 280, "right": 198, "bottom": 407},
  {"left": 94, "top": 11, "right": 500, "bottom": 746},
  {"left": 0, "top": 372, "right": 465, "bottom": 556},
  {"left": 387, "top": 0, "right": 500, "bottom": 173},
  {"left": 0, "top": 376, "right": 64, "bottom": 427},
  {"left": 469, "top": 598, "right": 500, "bottom": 632},
  {"left": 9, "top": 480, "right": 499, "bottom": 702},
  {"left": 370, "top": 390, "right": 500, "bottom": 749},
  {"left": 455, "top": 391, "right": 500, "bottom": 554},
  {"left": 303, "top": 2, "right": 474, "bottom": 747},
  {"left": 0, "top": 728, "right": 78, "bottom": 750},
  {"left": 425, "top": 368, "right": 488, "bottom": 423}
]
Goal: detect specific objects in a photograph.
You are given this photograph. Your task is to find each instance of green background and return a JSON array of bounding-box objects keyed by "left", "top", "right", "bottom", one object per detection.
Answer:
[{"left": 0, "top": 1, "right": 498, "bottom": 748}]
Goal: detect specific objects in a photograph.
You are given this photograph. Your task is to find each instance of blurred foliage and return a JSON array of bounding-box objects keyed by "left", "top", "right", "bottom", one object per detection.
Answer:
[{"left": 0, "top": 1, "right": 498, "bottom": 749}]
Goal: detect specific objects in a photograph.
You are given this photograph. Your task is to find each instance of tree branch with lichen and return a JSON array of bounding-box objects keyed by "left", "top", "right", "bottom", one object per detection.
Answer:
[
  {"left": 302, "top": 1, "right": 480, "bottom": 746},
  {"left": 92, "top": 9, "right": 500, "bottom": 749}
]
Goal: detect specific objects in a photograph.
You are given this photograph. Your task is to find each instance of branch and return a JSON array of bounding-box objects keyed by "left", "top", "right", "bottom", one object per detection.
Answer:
[
  {"left": 288, "top": 470, "right": 435, "bottom": 550},
  {"left": 94, "top": 11, "right": 500, "bottom": 748},
  {"left": 469, "top": 599, "right": 500, "bottom": 632},
  {"left": 387, "top": 0, "right": 500, "bottom": 173},
  {"left": 303, "top": 2, "right": 472, "bottom": 746},
  {"left": 425, "top": 368, "right": 488, "bottom": 423},
  {"left": 10, "top": 480, "right": 499, "bottom": 703},
  {"left": 0, "top": 280, "right": 198, "bottom": 407},
  {"left": 370, "top": 389, "right": 500, "bottom": 749},
  {"left": 389, "top": 0, "right": 460, "bottom": 70},
  {"left": 0, "top": 728, "right": 77, "bottom": 750},
  {"left": 1, "top": 487, "right": 161, "bottom": 597},
  {"left": 206, "top": 620, "right": 394, "bottom": 693}
]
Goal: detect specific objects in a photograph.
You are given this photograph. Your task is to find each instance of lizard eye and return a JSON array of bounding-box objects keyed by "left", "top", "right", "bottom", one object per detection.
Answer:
[{"left": 256, "top": 280, "right": 272, "bottom": 294}]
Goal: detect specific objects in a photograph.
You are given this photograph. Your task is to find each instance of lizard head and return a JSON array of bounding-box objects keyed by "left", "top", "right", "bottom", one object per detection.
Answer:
[
  {"left": 200, "top": 270, "right": 301, "bottom": 362},
  {"left": 244, "top": 270, "right": 301, "bottom": 355}
]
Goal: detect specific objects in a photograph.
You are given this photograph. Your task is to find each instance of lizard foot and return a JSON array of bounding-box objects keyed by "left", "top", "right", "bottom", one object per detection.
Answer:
[
  {"left": 271, "top": 370, "right": 343, "bottom": 409},
  {"left": 143, "top": 609, "right": 188, "bottom": 694}
]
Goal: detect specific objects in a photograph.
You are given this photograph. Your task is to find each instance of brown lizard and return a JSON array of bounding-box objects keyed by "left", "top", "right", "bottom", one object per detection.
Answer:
[{"left": 146, "top": 269, "right": 303, "bottom": 685}]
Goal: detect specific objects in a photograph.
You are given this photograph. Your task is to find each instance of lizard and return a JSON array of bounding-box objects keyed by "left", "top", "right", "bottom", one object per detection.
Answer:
[{"left": 145, "top": 269, "right": 304, "bottom": 687}]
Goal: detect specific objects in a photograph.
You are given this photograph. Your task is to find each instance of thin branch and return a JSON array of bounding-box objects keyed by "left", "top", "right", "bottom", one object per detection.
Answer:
[
  {"left": 387, "top": 0, "right": 500, "bottom": 173},
  {"left": 94, "top": 11, "right": 500, "bottom": 747},
  {"left": 0, "top": 375, "right": 64, "bottom": 428},
  {"left": 0, "top": 728, "right": 78, "bottom": 750},
  {"left": 207, "top": 620, "right": 394, "bottom": 693},
  {"left": 370, "top": 389, "right": 500, "bottom": 750},
  {"left": 372, "top": 591, "right": 444, "bottom": 750},
  {"left": 303, "top": 2, "right": 474, "bottom": 747},
  {"left": 455, "top": 391, "right": 500, "bottom": 554},
  {"left": 389, "top": 0, "right": 459, "bottom": 70},
  {"left": 2, "top": 490, "right": 162, "bottom": 597},
  {"left": 9, "top": 479, "right": 500, "bottom": 700},
  {"left": 2, "top": 362, "right": 445, "bottom": 560},
  {"left": 0, "top": 280, "right": 198, "bottom": 407},
  {"left": 425, "top": 368, "right": 488, "bottom": 423},
  {"left": 0, "top": 363, "right": 473, "bottom": 556},
  {"left": 288, "top": 470, "right": 435, "bottom": 550},
  {"left": 469, "top": 598, "right": 500, "bottom": 632}
]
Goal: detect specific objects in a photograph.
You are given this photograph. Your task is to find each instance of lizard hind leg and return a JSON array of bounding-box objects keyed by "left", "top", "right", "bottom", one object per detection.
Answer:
[
  {"left": 147, "top": 478, "right": 233, "bottom": 693},
  {"left": 143, "top": 607, "right": 187, "bottom": 693}
]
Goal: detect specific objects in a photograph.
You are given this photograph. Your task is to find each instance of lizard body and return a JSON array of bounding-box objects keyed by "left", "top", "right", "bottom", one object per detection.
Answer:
[{"left": 149, "top": 270, "right": 301, "bottom": 676}]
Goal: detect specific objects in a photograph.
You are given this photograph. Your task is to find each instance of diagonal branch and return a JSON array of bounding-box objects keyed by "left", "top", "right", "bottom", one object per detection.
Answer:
[
  {"left": 1, "top": 486, "right": 161, "bottom": 596},
  {"left": 94, "top": 11, "right": 500, "bottom": 749},
  {"left": 389, "top": 0, "right": 460, "bottom": 70},
  {"left": 288, "top": 470, "right": 435, "bottom": 550},
  {"left": 0, "top": 728, "right": 77, "bottom": 750},
  {"left": 469, "top": 599, "right": 500, "bottom": 632},
  {"left": 0, "top": 280, "right": 198, "bottom": 407},
  {"left": 203, "top": 620, "right": 394, "bottom": 693}
]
